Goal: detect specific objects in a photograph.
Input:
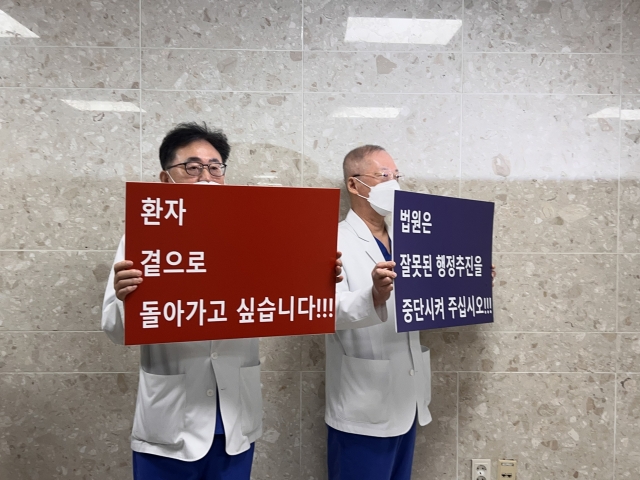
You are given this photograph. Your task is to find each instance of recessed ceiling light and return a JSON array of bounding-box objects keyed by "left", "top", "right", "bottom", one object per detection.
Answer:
[
  {"left": 0, "top": 9, "right": 39, "bottom": 38},
  {"left": 345, "top": 17, "right": 461, "bottom": 45},
  {"left": 62, "top": 100, "right": 144, "bottom": 112},
  {"left": 588, "top": 107, "right": 640, "bottom": 121},
  {"left": 331, "top": 107, "right": 400, "bottom": 119}
]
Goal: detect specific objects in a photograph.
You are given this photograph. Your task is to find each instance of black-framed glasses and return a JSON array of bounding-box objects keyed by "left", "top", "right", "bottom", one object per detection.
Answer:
[
  {"left": 166, "top": 161, "right": 227, "bottom": 177},
  {"left": 352, "top": 172, "right": 403, "bottom": 181}
]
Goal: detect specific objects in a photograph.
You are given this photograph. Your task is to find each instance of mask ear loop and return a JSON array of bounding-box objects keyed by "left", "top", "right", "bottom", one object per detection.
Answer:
[
  {"left": 165, "top": 171, "right": 177, "bottom": 183},
  {"left": 353, "top": 176, "right": 372, "bottom": 201}
]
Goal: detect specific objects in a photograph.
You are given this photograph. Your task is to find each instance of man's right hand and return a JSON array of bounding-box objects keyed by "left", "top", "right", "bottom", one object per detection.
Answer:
[
  {"left": 371, "top": 261, "right": 396, "bottom": 307},
  {"left": 114, "top": 260, "right": 143, "bottom": 301}
]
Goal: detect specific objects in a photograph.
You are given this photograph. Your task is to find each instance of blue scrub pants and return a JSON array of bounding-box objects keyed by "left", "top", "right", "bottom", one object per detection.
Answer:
[
  {"left": 327, "top": 420, "right": 417, "bottom": 480},
  {"left": 132, "top": 435, "right": 254, "bottom": 480}
]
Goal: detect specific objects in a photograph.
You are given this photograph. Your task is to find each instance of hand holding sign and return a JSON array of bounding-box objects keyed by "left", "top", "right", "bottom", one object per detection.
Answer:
[
  {"left": 335, "top": 251, "right": 344, "bottom": 284},
  {"left": 372, "top": 260, "right": 397, "bottom": 307},
  {"left": 114, "top": 260, "right": 143, "bottom": 301}
]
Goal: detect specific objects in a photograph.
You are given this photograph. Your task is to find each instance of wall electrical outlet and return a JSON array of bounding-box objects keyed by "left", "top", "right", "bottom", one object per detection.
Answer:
[
  {"left": 497, "top": 459, "right": 517, "bottom": 479},
  {"left": 471, "top": 459, "right": 491, "bottom": 480}
]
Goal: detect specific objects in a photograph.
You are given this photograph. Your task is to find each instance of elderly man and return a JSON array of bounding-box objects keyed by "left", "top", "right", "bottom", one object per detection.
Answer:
[
  {"left": 326, "top": 145, "right": 494, "bottom": 480},
  {"left": 102, "top": 122, "right": 342, "bottom": 480}
]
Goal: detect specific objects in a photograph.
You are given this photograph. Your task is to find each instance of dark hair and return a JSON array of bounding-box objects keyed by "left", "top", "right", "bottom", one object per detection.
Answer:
[
  {"left": 343, "top": 144, "right": 386, "bottom": 181},
  {"left": 159, "top": 122, "right": 231, "bottom": 170}
]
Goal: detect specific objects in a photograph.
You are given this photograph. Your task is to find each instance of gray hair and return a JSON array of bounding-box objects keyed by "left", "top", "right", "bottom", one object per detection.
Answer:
[{"left": 342, "top": 145, "right": 386, "bottom": 183}]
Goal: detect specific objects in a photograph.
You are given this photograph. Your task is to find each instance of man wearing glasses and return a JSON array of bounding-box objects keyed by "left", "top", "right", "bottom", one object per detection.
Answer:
[
  {"left": 102, "top": 122, "right": 343, "bottom": 479},
  {"left": 325, "top": 145, "right": 430, "bottom": 480}
]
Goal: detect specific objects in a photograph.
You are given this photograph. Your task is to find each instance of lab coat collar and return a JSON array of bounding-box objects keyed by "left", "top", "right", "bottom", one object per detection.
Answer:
[{"left": 345, "top": 209, "right": 391, "bottom": 265}]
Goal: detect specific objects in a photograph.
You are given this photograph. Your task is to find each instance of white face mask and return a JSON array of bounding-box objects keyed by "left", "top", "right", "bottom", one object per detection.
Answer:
[{"left": 355, "top": 178, "right": 400, "bottom": 216}]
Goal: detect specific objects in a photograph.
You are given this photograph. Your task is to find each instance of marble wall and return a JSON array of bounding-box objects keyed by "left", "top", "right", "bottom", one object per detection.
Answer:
[{"left": 0, "top": 0, "right": 638, "bottom": 479}]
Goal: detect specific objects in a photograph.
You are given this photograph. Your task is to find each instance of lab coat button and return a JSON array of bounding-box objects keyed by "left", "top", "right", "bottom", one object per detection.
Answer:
[
  {"left": 210, "top": 352, "right": 218, "bottom": 359},
  {"left": 206, "top": 389, "right": 215, "bottom": 397},
  {"left": 409, "top": 369, "right": 415, "bottom": 376}
]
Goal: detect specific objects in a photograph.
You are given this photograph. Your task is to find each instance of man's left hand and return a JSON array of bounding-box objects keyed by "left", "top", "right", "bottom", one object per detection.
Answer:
[{"left": 491, "top": 264, "right": 497, "bottom": 287}]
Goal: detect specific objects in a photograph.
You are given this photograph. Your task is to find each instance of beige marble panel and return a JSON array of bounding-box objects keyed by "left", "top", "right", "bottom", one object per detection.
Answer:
[
  {"left": 616, "top": 374, "right": 640, "bottom": 479},
  {"left": 620, "top": 255, "right": 640, "bottom": 331},
  {"left": 142, "top": 0, "right": 302, "bottom": 49},
  {"left": 0, "top": 179, "right": 127, "bottom": 251},
  {"left": 422, "top": 332, "right": 617, "bottom": 373},
  {"left": 619, "top": 196, "right": 639, "bottom": 252},
  {"left": 303, "top": 0, "right": 463, "bottom": 52},
  {"left": 141, "top": 91, "right": 302, "bottom": 187},
  {"left": 0, "top": 1, "right": 139, "bottom": 47},
  {"left": 0, "top": 47, "right": 139, "bottom": 88},
  {"left": 0, "top": 333, "right": 139, "bottom": 373},
  {"left": 462, "top": 95, "right": 620, "bottom": 181},
  {"left": 142, "top": 50, "right": 302, "bottom": 92},
  {"left": 620, "top": 96, "right": 640, "bottom": 252},
  {"left": 459, "top": 373, "right": 615, "bottom": 480},
  {"left": 618, "top": 334, "right": 640, "bottom": 372},
  {"left": 478, "top": 254, "right": 616, "bottom": 331},
  {"left": 462, "top": 180, "right": 617, "bottom": 253},
  {"left": 464, "top": 53, "right": 620, "bottom": 94},
  {"left": 259, "top": 336, "right": 301, "bottom": 372},
  {"left": 0, "top": 373, "right": 136, "bottom": 479},
  {"left": 464, "top": 0, "right": 621, "bottom": 53},
  {"left": 302, "top": 93, "right": 460, "bottom": 186},
  {"left": 0, "top": 89, "right": 140, "bottom": 250},
  {"left": 623, "top": 0, "right": 640, "bottom": 54},
  {"left": 412, "top": 372, "right": 457, "bottom": 480},
  {"left": 252, "top": 372, "right": 300, "bottom": 480},
  {"left": 619, "top": 185, "right": 639, "bottom": 253},
  {"left": 622, "top": 56, "right": 640, "bottom": 93},
  {"left": 620, "top": 97, "right": 640, "bottom": 181},
  {"left": 620, "top": 95, "right": 640, "bottom": 179},
  {"left": 301, "top": 334, "right": 325, "bottom": 371},
  {"left": 397, "top": 179, "right": 460, "bottom": 200},
  {"left": 0, "top": 251, "right": 114, "bottom": 331},
  {"left": 304, "top": 52, "right": 461, "bottom": 93},
  {"left": 300, "top": 372, "right": 326, "bottom": 480}
]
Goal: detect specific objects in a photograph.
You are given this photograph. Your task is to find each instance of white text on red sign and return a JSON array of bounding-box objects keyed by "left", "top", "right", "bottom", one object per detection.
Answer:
[
  {"left": 141, "top": 197, "right": 187, "bottom": 226},
  {"left": 140, "top": 296, "right": 334, "bottom": 329},
  {"left": 141, "top": 250, "right": 206, "bottom": 276}
]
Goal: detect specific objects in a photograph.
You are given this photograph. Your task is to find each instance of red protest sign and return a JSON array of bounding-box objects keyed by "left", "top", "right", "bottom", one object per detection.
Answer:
[{"left": 124, "top": 182, "right": 340, "bottom": 345}]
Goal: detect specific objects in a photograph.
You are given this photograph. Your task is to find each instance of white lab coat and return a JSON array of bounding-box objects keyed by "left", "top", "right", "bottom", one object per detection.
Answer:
[
  {"left": 325, "top": 210, "right": 432, "bottom": 437},
  {"left": 101, "top": 237, "right": 262, "bottom": 461}
]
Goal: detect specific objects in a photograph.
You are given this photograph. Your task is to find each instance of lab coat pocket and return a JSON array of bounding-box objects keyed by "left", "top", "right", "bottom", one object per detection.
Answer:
[
  {"left": 421, "top": 346, "right": 432, "bottom": 408},
  {"left": 338, "top": 355, "right": 391, "bottom": 424},
  {"left": 132, "top": 369, "right": 186, "bottom": 445},
  {"left": 239, "top": 363, "right": 262, "bottom": 436}
]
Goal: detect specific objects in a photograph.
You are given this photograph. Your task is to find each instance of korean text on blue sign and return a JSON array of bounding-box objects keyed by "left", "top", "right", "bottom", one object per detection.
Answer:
[{"left": 392, "top": 191, "right": 495, "bottom": 332}]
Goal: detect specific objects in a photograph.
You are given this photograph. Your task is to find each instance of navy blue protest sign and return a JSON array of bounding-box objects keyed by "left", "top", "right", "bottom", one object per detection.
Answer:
[{"left": 393, "top": 191, "right": 495, "bottom": 332}]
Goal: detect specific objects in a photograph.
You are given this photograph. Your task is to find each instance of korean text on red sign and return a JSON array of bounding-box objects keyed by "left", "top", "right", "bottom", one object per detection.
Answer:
[{"left": 124, "top": 182, "right": 340, "bottom": 345}]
